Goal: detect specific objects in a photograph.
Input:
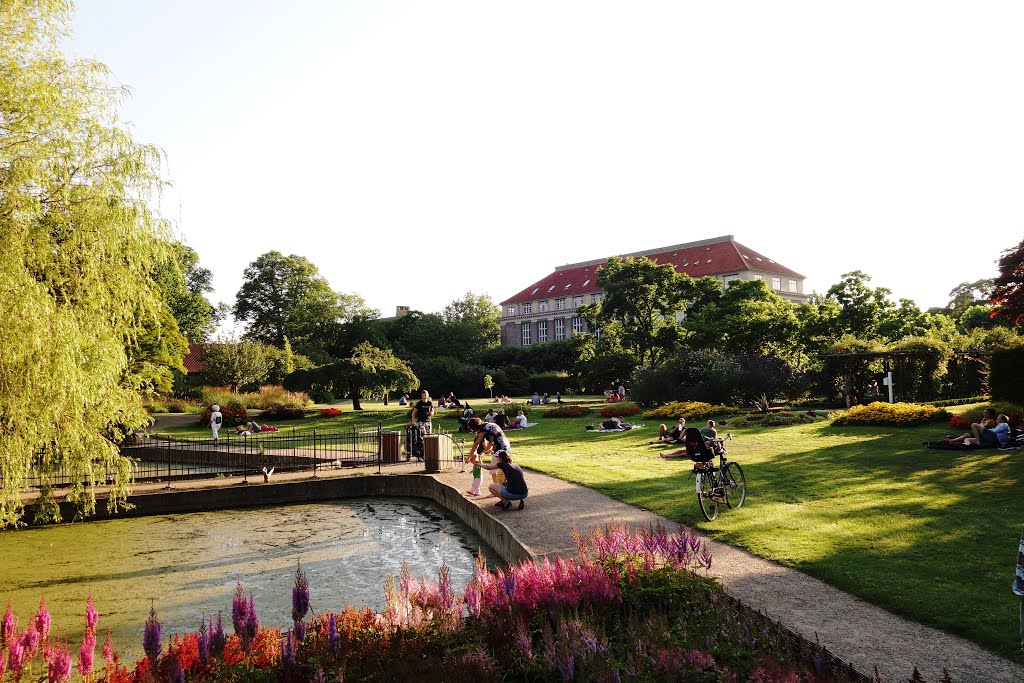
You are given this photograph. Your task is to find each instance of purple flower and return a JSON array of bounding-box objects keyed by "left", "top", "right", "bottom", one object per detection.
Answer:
[
  {"left": 292, "top": 562, "right": 310, "bottom": 623},
  {"left": 21, "top": 625, "right": 39, "bottom": 658},
  {"left": 7, "top": 639, "right": 25, "bottom": 679},
  {"left": 502, "top": 571, "right": 517, "bottom": 597},
  {"left": 35, "top": 597, "right": 51, "bottom": 642},
  {"left": 170, "top": 655, "right": 185, "bottom": 683},
  {"left": 556, "top": 652, "right": 575, "bottom": 681},
  {"left": 281, "top": 629, "right": 295, "bottom": 666},
  {"left": 197, "top": 620, "right": 210, "bottom": 665},
  {"left": 243, "top": 594, "right": 259, "bottom": 651},
  {"left": 294, "top": 618, "right": 306, "bottom": 643},
  {"left": 143, "top": 606, "right": 162, "bottom": 663},
  {"left": 327, "top": 613, "right": 340, "bottom": 654},
  {"left": 101, "top": 629, "right": 115, "bottom": 665},
  {"left": 231, "top": 582, "right": 248, "bottom": 637},
  {"left": 47, "top": 642, "right": 72, "bottom": 683},
  {"left": 209, "top": 612, "right": 226, "bottom": 657}
]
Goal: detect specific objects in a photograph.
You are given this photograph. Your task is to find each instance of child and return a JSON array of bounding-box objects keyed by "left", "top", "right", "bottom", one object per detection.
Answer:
[
  {"left": 466, "top": 450, "right": 482, "bottom": 496},
  {"left": 210, "top": 404, "right": 223, "bottom": 443}
]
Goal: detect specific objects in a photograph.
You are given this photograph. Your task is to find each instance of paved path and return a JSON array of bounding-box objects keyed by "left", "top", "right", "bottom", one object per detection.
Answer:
[{"left": 430, "top": 466, "right": 1024, "bottom": 683}]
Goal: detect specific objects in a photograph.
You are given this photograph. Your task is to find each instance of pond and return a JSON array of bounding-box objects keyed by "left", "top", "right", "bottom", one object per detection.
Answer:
[{"left": 0, "top": 498, "right": 500, "bottom": 660}]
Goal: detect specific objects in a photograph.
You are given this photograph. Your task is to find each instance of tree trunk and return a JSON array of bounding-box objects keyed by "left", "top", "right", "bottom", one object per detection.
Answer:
[
  {"left": 351, "top": 393, "right": 363, "bottom": 410},
  {"left": 383, "top": 392, "right": 389, "bottom": 406}
]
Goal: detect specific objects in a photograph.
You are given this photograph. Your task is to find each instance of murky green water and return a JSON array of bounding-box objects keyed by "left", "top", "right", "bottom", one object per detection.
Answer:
[{"left": 0, "top": 498, "right": 499, "bottom": 661}]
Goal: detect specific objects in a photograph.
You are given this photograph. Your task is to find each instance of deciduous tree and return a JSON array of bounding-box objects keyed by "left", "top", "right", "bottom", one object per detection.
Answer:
[{"left": 990, "top": 237, "right": 1024, "bottom": 327}]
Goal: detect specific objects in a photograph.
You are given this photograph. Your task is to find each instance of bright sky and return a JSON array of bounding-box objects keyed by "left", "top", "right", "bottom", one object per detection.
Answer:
[{"left": 70, "top": 1, "right": 1023, "bottom": 321}]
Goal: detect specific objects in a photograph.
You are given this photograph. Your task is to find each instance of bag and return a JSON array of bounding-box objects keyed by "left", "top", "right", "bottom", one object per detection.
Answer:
[{"left": 214, "top": 415, "right": 222, "bottom": 425}]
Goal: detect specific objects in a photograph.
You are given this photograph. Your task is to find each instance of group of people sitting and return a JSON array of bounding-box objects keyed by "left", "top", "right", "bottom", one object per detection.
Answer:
[
  {"left": 942, "top": 409, "right": 1013, "bottom": 448},
  {"left": 491, "top": 395, "right": 513, "bottom": 403},
  {"left": 480, "top": 408, "right": 530, "bottom": 429},
  {"left": 530, "top": 391, "right": 556, "bottom": 405},
  {"left": 234, "top": 421, "right": 277, "bottom": 435}
]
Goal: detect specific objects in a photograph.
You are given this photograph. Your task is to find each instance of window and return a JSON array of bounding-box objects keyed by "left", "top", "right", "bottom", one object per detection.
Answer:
[
  {"left": 555, "top": 319, "right": 565, "bottom": 340},
  {"left": 771, "top": 277, "right": 782, "bottom": 290},
  {"left": 592, "top": 293, "right": 602, "bottom": 305},
  {"left": 572, "top": 317, "right": 584, "bottom": 335},
  {"left": 539, "top": 300, "right": 549, "bottom": 312},
  {"left": 722, "top": 274, "right": 739, "bottom": 285},
  {"left": 788, "top": 280, "right": 798, "bottom": 293},
  {"left": 594, "top": 328, "right": 602, "bottom": 340},
  {"left": 537, "top": 320, "right": 548, "bottom": 343},
  {"left": 522, "top": 302, "right": 532, "bottom": 314},
  {"left": 521, "top": 324, "right": 531, "bottom": 346},
  {"left": 506, "top": 305, "right": 516, "bottom": 316},
  {"left": 572, "top": 295, "right": 583, "bottom": 308},
  {"left": 555, "top": 298, "right": 566, "bottom": 311}
]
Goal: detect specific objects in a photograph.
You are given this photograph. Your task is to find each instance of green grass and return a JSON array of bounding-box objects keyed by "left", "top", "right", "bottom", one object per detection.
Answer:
[{"left": 150, "top": 397, "right": 1024, "bottom": 661}]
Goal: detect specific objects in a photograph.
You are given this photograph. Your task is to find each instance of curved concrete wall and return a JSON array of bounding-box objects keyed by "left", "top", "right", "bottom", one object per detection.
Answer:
[{"left": 40, "top": 475, "right": 534, "bottom": 565}]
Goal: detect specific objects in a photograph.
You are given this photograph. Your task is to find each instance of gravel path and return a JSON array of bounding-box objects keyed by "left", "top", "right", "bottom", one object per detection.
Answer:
[{"left": 431, "top": 466, "right": 1024, "bottom": 683}]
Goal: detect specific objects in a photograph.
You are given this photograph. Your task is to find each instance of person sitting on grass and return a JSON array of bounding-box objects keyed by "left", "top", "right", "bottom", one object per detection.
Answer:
[
  {"left": 657, "top": 417, "right": 686, "bottom": 443},
  {"left": 944, "top": 408, "right": 996, "bottom": 445},
  {"left": 949, "top": 413, "right": 1011, "bottom": 448},
  {"left": 480, "top": 450, "right": 529, "bottom": 510},
  {"left": 590, "top": 416, "right": 633, "bottom": 431}
]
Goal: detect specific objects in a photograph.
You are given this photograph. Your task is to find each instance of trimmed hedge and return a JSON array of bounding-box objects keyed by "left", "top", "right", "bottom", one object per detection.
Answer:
[
  {"left": 990, "top": 347, "right": 1024, "bottom": 404},
  {"left": 641, "top": 401, "right": 741, "bottom": 420},
  {"left": 829, "top": 401, "right": 951, "bottom": 427}
]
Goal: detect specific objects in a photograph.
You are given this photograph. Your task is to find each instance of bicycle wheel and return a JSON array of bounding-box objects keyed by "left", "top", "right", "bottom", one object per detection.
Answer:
[
  {"left": 723, "top": 462, "right": 746, "bottom": 509},
  {"left": 696, "top": 471, "right": 719, "bottom": 521}
]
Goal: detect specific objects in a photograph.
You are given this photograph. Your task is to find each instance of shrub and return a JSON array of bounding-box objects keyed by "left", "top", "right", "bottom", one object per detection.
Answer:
[
  {"left": 546, "top": 404, "right": 592, "bottom": 418},
  {"left": 599, "top": 401, "right": 642, "bottom": 418},
  {"left": 929, "top": 396, "right": 989, "bottom": 407},
  {"left": 990, "top": 346, "right": 1024, "bottom": 404},
  {"left": 641, "top": 401, "right": 739, "bottom": 420},
  {"left": 308, "top": 387, "right": 336, "bottom": 404},
  {"left": 319, "top": 407, "right": 342, "bottom": 417},
  {"left": 197, "top": 402, "right": 247, "bottom": 428},
  {"left": 259, "top": 403, "right": 306, "bottom": 421},
  {"left": 529, "top": 372, "right": 574, "bottom": 395},
  {"left": 829, "top": 401, "right": 951, "bottom": 427},
  {"left": 731, "top": 411, "right": 823, "bottom": 427},
  {"left": 164, "top": 397, "right": 200, "bottom": 413},
  {"left": 199, "top": 386, "right": 243, "bottom": 410},
  {"left": 253, "top": 385, "right": 311, "bottom": 409},
  {"left": 143, "top": 398, "right": 168, "bottom": 413}
]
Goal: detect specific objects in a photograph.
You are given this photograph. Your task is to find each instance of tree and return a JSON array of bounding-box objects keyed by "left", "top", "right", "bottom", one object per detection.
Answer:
[
  {"left": 990, "top": 237, "right": 1024, "bottom": 327},
  {"left": 947, "top": 279, "right": 994, "bottom": 319},
  {"left": 826, "top": 271, "right": 896, "bottom": 339},
  {"left": 152, "top": 242, "right": 219, "bottom": 342},
  {"left": 233, "top": 251, "right": 341, "bottom": 350},
  {"left": 0, "top": 1, "right": 180, "bottom": 524},
  {"left": 685, "top": 279, "right": 799, "bottom": 358},
  {"left": 441, "top": 292, "right": 501, "bottom": 361},
  {"left": 285, "top": 342, "right": 417, "bottom": 410},
  {"left": 202, "top": 339, "right": 272, "bottom": 392},
  {"left": 584, "top": 256, "right": 709, "bottom": 369},
  {"left": 483, "top": 374, "right": 494, "bottom": 398}
]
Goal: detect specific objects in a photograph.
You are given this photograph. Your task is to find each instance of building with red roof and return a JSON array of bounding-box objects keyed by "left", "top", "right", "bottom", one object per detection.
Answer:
[
  {"left": 498, "top": 235, "right": 808, "bottom": 347},
  {"left": 182, "top": 343, "right": 210, "bottom": 375}
]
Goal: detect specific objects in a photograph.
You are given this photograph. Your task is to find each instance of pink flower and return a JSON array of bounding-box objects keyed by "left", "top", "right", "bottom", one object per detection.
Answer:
[
  {"left": 77, "top": 630, "right": 95, "bottom": 675},
  {"left": 1, "top": 602, "right": 16, "bottom": 649},
  {"left": 101, "top": 628, "right": 115, "bottom": 665},
  {"left": 47, "top": 641, "right": 72, "bottom": 683},
  {"left": 34, "top": 597, "right": 51, "bottom": 642},
  {"left": 85, "top": 595, "right": 98, "bottom": 632},
  {"left": 7, "top": 638, "right": 25, "bottom": 679}
]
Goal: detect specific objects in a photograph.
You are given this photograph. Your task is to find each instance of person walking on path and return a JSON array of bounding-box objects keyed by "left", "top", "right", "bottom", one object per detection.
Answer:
[
  {"left": 480, "top": 450, "right": 528, "bottom": 510},
  {"left": 412, "top": 390, "right": 435, "bottom": 436},
  {"left": 209, "top": 404, "right": 223, "bottom": 443}
]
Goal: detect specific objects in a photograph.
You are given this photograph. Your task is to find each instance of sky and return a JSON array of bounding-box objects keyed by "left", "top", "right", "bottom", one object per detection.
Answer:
[{"left": 68, "top": 1, "right": 1024, "bottom": 324}]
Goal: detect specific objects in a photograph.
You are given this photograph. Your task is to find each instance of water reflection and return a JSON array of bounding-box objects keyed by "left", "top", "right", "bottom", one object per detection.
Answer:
[{"left": 0, "top": 498, "right": 498, "bottom": 660}]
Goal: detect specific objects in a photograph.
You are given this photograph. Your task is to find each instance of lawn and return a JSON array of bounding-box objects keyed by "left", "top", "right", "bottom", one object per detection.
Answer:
[{"left": 152, "top": 397, "right": 1024, "bottom": 661}]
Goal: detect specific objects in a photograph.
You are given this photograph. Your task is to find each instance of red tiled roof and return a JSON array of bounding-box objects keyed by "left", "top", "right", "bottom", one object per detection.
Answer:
[
  {"left": 501, "top": 237, "right": 804, "bottom": 305},
  {"left": 183, "top": 343, "right": 209, "bottom": 374}
]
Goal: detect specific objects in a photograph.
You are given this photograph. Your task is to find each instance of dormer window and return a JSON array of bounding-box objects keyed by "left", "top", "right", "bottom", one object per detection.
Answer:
[
  {"left": 582, "top": 279, "right": 590, "bottom": 287},
  {"left": 547, "top": 285, "right": 556, "bottom": 292},
  {"left": 564, "top": 283, "right": 572, "bottom": 290},
  {"left": 531, "top": 287, "right": 539, "bottom": 295}
]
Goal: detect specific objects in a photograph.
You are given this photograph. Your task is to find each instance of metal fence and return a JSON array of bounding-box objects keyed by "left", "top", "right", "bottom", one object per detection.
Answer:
[{"left": 16, "top": 425, "right": 467, "bottom": 489}]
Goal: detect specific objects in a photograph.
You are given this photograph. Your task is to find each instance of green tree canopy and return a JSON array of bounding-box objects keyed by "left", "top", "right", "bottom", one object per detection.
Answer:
[
  {"left": 284, "top": 342, "right": 417, "bottom": 410},
  {"left": 152, "top": 242, "right": 219, "bottom": 342},
  {"left": 947, "top": 278, "right": 994, "bottom": 319},
  {"left": 441, "top": 292, "right": 501, "bottom": 361},
  {"left": 233, "top": 251, "right": 342, "bottom": 350},
  {"left": 685, "top": 279, "right": 799, "bottom": 358},
  {"left": 202, "top": 339, "right": 272, "bottom": 392},
  {"left": 0, "top": 0, "right": 180, "bottom": 524}
]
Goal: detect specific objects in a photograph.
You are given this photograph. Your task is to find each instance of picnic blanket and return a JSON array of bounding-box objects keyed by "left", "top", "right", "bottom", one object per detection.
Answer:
[
  {"left": 509, "top": 422, "right": 538, "bottom": 429},
  {"left": 588, "top": 424, "right": 645, "bottom": 433}
]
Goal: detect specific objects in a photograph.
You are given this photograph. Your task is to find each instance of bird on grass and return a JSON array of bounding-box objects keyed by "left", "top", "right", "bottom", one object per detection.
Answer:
[
  {"left": 366, "top": 504, "right": 376, "bottom": 514},
  {"left": 261, "top": 466, "right": 275, "bottom": 483}
]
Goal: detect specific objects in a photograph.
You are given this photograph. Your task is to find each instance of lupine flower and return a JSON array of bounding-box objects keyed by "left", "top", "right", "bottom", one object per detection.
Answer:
[
  {"left": 101, "top": 628, "right": 115, "bottom": 666},
  {"left": 327, "top": 613, "right": 340, "bottom": 654},
  {"left": 1, "top": 601, "right": 16, "bottom": 649},
  {"left": 34, "top": 597, "right": 51, "bottom": 642},
  {"left": 85, "top": 595, "right": 98, "bottom": 632},
  {"left": 77, "top": 629, "right": 95, "bottom": 676},
  {"left": 21, "top": 624, "right": 39, "bottom": 658},
  {"left": 231, "top": 582, "right": 248, "bottom": 637},
  {"left": 143, "top": 606, "right": 162, "bottom": 663},
  {"left": 197, "top": 619, "right": 210, "bottom": 665},
  {"left": 294, "top": 618, "right": 306, "bottom": 643},
  {"left": 209, "top": 612, "right": 226, "bottom": 657},
  {"left": 167, "top": 655, "right": 184, "bottom": 683},
  {"left": 292, "top": 562, "right": 310, "bottom": 623},
  {"left": 47, "top": 641, "right": 72, "bottom": 683},
  {"left": 280, "top": 629, "right": 295, "bottom": 666},
  {"left": 7, "top": 638, "right": 25, "bottom": 679}
]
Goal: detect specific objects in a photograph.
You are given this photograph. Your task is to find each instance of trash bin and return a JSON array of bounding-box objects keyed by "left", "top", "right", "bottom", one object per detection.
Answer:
[
  {"left": 423, "top": 435, "right": 441, "bottom": 473},
  {"left": 382, "top": 431, "right": 400, "bottom": 463}
]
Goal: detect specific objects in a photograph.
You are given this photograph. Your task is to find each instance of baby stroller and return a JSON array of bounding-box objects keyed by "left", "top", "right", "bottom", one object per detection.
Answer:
[{"left": 683, "top": 427, "right": 726, "bottom": 461}]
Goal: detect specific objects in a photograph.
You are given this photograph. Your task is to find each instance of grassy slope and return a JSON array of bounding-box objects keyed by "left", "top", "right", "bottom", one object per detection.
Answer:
[{"left": 153, "top": 398, "right": 1024, "bottom": 660}]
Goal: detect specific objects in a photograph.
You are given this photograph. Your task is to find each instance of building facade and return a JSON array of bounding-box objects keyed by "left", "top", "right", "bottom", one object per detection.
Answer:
[{"left": 498, "top": 235, "right": 809, "bottom": 347}]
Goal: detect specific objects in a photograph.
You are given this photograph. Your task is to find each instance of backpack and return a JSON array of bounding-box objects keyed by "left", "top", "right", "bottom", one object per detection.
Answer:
[{"left": 214, "top": 414, "right": 222, "bottom": 425}]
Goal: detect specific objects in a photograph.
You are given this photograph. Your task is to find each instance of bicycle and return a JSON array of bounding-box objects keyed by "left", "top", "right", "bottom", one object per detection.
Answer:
[{"left": 685, "top": 432, "right": 746, "bottom": 521}]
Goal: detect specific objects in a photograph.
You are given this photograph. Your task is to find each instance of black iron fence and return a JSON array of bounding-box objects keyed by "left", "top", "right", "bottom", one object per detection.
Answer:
[{"left": 16, "top": 425, "right": 467, "bottom": 489}]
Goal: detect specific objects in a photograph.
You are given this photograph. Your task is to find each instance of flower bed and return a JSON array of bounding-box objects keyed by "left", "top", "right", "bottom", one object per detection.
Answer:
[
  {"left": 641, "top": 401, "right": 740, "bottom": 420},
  {"left": 599, "top": 401, "right": 642, "bottom": 418},
  {"left": 319, "top": 407, "right": 342, "bottom": 417},
  {"left": 545, "top": 404, "right": 592, "bottom": 418},
  {"left": 830, "top": 401, "right": 951, "bottom": 427},
  {"left": 0, "top": 524, "right": 884, "bottom": 682}
]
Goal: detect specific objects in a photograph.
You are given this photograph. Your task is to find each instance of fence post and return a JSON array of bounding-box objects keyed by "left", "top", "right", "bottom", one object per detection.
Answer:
[
  {"left": 378, "top": 422, "right": 382, "bottom": 474},
  {"left": 164, "top": 436, "right": 172, "bottom": 490},
  {"left": 243, "top": 439, "right": 248, "bottom": 484},
  {"left": 312, "top": 429, "right": 317, "bottom": 478}
]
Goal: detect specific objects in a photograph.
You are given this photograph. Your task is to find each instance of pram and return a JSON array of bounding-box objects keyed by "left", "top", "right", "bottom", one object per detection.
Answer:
[
  {"left": 405, "top": 424, "right": 424, "bottom": 460},
  {"left": 683, "top": 427, "right": 727, "bottom": 461}
]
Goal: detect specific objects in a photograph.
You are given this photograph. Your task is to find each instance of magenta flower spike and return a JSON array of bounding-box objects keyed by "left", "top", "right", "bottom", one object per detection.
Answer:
[
  {"left": 102, "top": 628, "right": 115, "bottom": 665},
  {"left": 21, "top": 624, "right": 39, "bottom": 658},
  {"left": 291, "top": 562, "right": 310, "bottom": 623},
  {"left": 243, "top": 594, "right": 259, "bottom": 650},
  {"left": 77, "top": 629, "right": 95, "bottom": 676},
  {"left": 48, "top": 641, "right": 72, "bottom": 683},
  {"left": 142, "top": 606, "right": 162, "bottom": 663},
  {"left": 1, "top": 601, "right": 15, "bottom": 649},
  {"left": 85, "top": 595, "right": 98, "bottom": 633},
  {"left": 7, "top": 638, "right": 25, "bottom": 680},
  {"left": 231, "top": 581, "right": 248, "bottom": 637},
  {"left": 35, "top": 596, "right": 51, "bottom": 643}
]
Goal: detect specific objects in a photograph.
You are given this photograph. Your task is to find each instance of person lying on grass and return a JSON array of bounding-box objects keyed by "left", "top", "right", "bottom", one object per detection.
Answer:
[
  {"left": 479, "top": 450, "right": 529, "bottom": 511},
  {"left": 944, "top": 408, "right": 996, "bottom": 445}
]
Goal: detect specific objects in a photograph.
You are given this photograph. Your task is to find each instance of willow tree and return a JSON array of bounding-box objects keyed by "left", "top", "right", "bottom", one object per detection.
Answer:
[{"left": 0, "top": 1, "right": 179, "bottom": 525}]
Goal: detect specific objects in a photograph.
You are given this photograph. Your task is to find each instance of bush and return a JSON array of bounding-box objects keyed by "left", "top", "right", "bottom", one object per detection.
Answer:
[
  {"left": 165, "top": 398, "right": 200, "bottom": 413},
  {"left": 259, "top": 403, "right": 306, "bottom": 421},
  {"left": 308, "top": 387, "right": 336, "bottom": 404},
  {"left": 529, "top": 372, "right": 575, "bottom": 395},
  {"left": 319, "top": 407, "right": 342, "bottom": 416},
  {"left": 631, "top": 348, "right": 743, "bottom": 405},
  {"left": 990, "top": 346, "right": 1024, "bottom": 404},
  {"left": 253, "top": 385, "right": 311, "bottom": 409},
  {"left": 930, "top": 396, "right": 989, "bottom": 407},
  {"left": 599, "top": 402, "right": 642, "bottom": 417},
  {"left": 546, "top": 404, "right": 592, "bottom": 418},
  {"left": 197, "top": 402, "right": 247, "bottom": 428},
  {"left": 641, "top": 401, "right": 741, "bottom": 420},
  {"left": 142, "top": 398, "right": 168, "bottom": 413},
  {"left": 730, "top": 411, "right": 824, "bottom": 428},
  {"left": 829, "top": 401, "right": 951, "bottom": 427}
]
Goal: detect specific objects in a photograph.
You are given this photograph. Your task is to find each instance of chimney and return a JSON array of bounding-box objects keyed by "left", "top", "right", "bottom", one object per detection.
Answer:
[{"left": 396, "top": 305, "right": 410, "bottom": 318}]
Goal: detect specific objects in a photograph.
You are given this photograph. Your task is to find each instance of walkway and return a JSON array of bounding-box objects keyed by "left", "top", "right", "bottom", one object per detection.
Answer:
[{"left": 429, "top": 467, "right": 1024, "bottom": 683}]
